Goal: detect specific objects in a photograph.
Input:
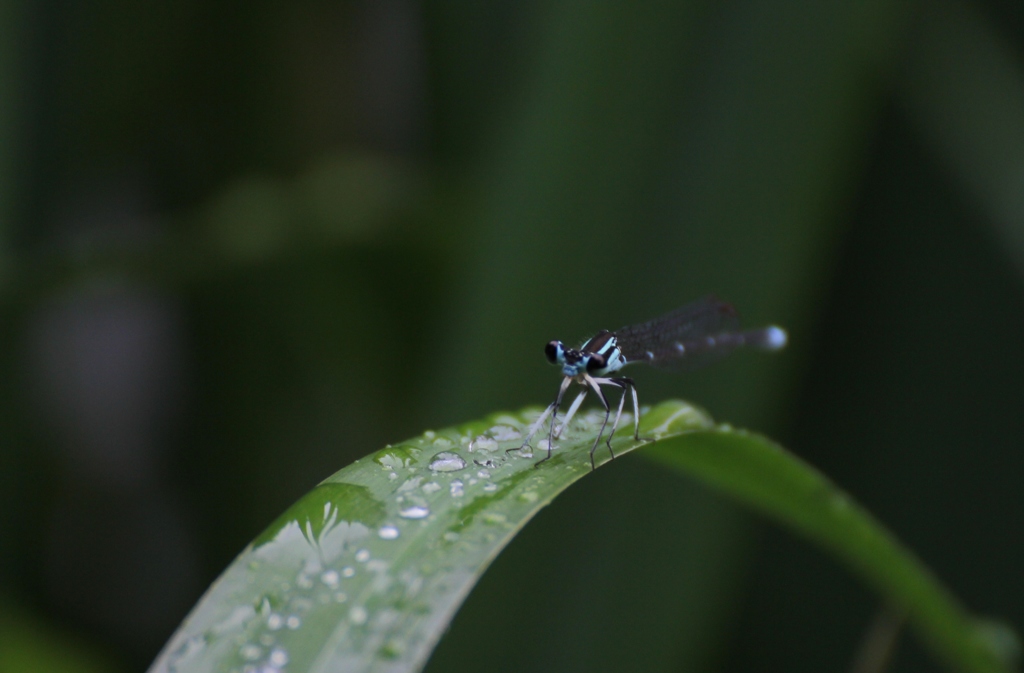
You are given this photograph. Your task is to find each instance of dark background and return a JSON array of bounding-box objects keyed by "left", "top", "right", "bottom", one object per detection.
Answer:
[{"left": 0, "top": 1, "right": 1022, "bottom": 672}]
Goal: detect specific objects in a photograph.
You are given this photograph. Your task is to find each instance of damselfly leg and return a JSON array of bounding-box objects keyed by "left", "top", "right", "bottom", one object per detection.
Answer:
[
  {"left": 554, "top": 389, "right": 589, "bottom": 440},
  {"left": 513, "top": 375, "right": 641, "bottom": 470},
  {"left": 584, "top": 375, "right": 613, "bottom": 470},
  {"left": 510, "top": 376, "right": 572, "bottom": 464},
  {"left": 584, "top": 376, "right": 641, "bottom": 469}
]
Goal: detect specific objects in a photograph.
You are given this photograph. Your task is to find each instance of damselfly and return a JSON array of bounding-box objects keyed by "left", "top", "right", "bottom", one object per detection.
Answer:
[{"left": 519, "top": 296, "right": 787, "bottom": 469}]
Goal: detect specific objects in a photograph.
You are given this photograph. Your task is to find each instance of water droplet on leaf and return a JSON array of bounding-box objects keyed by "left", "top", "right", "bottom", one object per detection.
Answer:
[
  {"left": 399, "top": 505, "right": 429, "bottom": 519},
  {"left": 473, "top": 437, "right": 498, "bottom": 452},
  {"left": 350, "top": 606, "right": 368, "bottom": 625},
  {"left": 269, "top": 648, "right": 289, "bottom": 667},
  {"left": 428, "top": 451, "right": 467, "bottom": 472},
  {"left": 489, "top": 426, "right": 520, "bottom": 441}
]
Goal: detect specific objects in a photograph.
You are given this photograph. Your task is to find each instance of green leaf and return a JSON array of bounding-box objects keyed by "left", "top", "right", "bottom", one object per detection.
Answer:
[
  {"left": 149, "top": 401, "right": 1015, "bottom": 673},
  {"left": 644, "top": 429, "right": 1019, "bottom": 673}
]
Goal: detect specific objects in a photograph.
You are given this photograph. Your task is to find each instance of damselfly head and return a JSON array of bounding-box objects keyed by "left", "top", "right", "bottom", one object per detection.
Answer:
[
  {"left": 545, "top": 340, "right": 565, "bottom": 365},
  {"left": 545, "top": 340, "right": 592, "bottom": 377}
]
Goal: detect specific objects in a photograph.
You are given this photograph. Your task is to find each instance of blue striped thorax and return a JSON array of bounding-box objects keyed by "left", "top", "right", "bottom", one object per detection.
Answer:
[{"left": 545, "top": 330, "right": 628, "bottom": 379}]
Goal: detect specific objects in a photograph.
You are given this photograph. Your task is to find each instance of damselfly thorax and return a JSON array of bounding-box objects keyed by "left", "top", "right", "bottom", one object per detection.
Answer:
[{"left": 519, "top": 296, "right": 787, "bottom": 470}]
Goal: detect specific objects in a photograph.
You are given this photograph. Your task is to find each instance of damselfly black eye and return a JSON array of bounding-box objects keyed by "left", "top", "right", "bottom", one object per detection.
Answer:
[
  {"left": 586, "top": 353, "right": 607, "bottom": 373},
  {"left": 545, "top": 341, "right": 562, "bottom": 364}
]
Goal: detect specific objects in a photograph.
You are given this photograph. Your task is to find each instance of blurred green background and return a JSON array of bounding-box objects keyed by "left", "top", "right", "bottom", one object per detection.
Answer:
[{"left": 1, "top": 0, "right": 1023, "bottom": 671}]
